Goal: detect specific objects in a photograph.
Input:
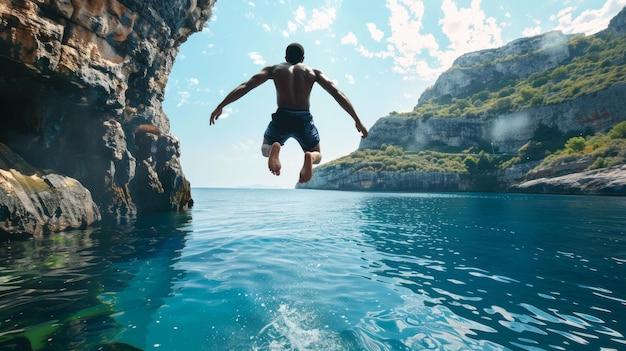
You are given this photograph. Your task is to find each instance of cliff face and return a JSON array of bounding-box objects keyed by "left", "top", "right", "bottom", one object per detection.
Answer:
[
  {"left": 361, "top": 82, "right": 626, "bottom": 154},
  {"left": 301, "top": 7, "right": 626, "bottom": 194},
  {"left": 418, "top": 31, "right": 572, "bottom": 104},
  {"left": 305, "top": 164, "right": 473, "bottom": 192},
  {"left": 0, "top": 0, "right": 214, "bottom": 236}
]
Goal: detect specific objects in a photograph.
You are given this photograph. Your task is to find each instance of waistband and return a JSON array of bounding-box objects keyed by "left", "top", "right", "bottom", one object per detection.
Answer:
[{"left": 276, "top": 108, "right": 311, "bottom": 115}]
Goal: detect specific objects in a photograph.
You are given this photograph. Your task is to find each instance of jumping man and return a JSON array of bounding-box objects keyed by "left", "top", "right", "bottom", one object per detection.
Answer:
[{"left": 210, "top": 43, "right": 368, "bottom": 184}]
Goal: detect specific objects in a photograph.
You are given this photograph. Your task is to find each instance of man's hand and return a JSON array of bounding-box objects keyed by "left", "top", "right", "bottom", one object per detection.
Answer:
[
  {"left": 210, "top": 107, "right": 222, "bottom": 125},
  {"left": 356, "top": 121, "right": 368, "bottom": 138}
]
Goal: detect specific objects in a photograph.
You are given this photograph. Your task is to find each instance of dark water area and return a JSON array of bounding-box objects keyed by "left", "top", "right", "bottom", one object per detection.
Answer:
[
  {"left": 1, "top": 189, "right": 625, "bottom": 351},
  {"left": 0, "top": 214, "right": 192, "bottom": 350}
]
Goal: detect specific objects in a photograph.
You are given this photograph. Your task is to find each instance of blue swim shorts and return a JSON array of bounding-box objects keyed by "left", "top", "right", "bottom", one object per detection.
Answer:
[{"left": 263, "top": 108, "right": 320, "bottom": 151}]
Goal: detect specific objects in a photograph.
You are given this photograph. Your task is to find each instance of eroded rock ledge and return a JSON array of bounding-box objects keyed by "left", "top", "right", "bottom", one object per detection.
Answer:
[{"left": 0, "top": 0, "right": 215, "bottom": 236}]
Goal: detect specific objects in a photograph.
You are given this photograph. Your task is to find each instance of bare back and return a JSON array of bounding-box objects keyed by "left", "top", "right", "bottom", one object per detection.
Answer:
[{"left": 270, "top": 62, "right": 317, "bottom": 110}]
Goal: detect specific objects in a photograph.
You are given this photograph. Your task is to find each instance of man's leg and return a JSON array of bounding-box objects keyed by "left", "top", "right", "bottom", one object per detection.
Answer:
[
  {"left": 262, "top": 138, "right": 281, "bottom": 176},
  {"left": 299, "top": 144, "right": 321, "bottom": 184}
]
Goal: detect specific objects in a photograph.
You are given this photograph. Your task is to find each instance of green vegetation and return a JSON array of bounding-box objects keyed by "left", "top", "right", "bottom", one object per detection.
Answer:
[
  {"left": 325, "top": 144, "right": 508, "bottom": 174},
  {"left": 400, "top": 32, "right": 626, "bottom": 120},
  {"left": 538, "top": 121, "right": 626, "bottom": 170},
  {"left": 328, "top": 121, "right": 626, "bottom": 175}
]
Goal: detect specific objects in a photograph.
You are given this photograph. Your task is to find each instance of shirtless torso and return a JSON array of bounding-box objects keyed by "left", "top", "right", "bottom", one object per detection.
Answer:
[{"left": 271, "top": 62, "right": 316, "bottom": 110}]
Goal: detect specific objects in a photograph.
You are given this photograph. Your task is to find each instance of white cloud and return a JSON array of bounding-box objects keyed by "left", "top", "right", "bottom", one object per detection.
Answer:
[
  {"left": 438, "top": 0, "right": 503, "bottom": 66},
  {"left": 262, "top": 23, "right": 271, "bottom": 32},
  {"left": 356, "top": 44, "right": 393, "bottom": 60},
  {"left": 523, "top": 18, "right": 543, "bottom": 37},
  {"left": 551, "top": 0, "right": 626, "bottom": 35},
  {"left": 304, "top": 7, "right": 336, "bottom": 32},
  {"left": 187, "top": 77, "right": 199, "bottom": 86},
  {"left": 383, "top": 0, "right": 440, "bottom": 76},
  {"left": 345, "top": 74, "right": 355, "bottom": 84},
  {"left": 295, "top": 5, "right": 306, "bottom": 23},
  {"left": 366, "top": 23, "right": 384, "bottom": 42},
  {"left": 285, "top": 4, "right": 338, "bottom": 35},
  {"left": 283, "top": 21, "right": 298, "bottom": 37},
  {"left": 341, "top": 32, "right": 358, "bottom": 45},
  {"left": 353, "top": 0, "right": 506, "bottom": 81},
  {"left": 248, "top": 2, "right": 255, "bottom": 7},
  {"left": 176, "top": 91, "right": 190, "bottom": 107},
  {"left": 248, "top": 52, "right": 266, "bottom": 65}
]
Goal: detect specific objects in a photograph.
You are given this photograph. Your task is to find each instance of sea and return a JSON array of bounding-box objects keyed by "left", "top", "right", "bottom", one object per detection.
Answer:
[{"left": 1, "top": 188, "right": 625, "bottom": 351}]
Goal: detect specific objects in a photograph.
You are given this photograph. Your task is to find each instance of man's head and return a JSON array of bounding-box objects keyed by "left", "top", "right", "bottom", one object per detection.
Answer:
[{"left": 285, "top": 43, "right": 305, "bottom": 64}]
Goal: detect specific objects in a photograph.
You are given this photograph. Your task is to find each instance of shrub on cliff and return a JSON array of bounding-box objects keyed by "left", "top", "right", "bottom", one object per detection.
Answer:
[
  {"left": 539, "top": 121, "right": 626, "bottom": 170},
  {"left": 326, "top": 148, "right": 468, "bottom": 173}
]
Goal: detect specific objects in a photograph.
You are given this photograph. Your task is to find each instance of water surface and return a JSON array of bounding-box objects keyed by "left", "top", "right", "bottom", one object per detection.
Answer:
[{"left": 1, "top": 189, "right": 625, "bottom": 350}]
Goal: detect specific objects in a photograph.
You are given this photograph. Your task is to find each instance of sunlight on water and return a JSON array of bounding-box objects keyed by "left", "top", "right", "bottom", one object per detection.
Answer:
[{"left": 1, "top": 189, "right": 625, "bottom": 351}]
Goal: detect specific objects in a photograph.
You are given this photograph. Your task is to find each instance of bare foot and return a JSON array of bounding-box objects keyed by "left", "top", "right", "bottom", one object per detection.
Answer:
[
  {"left": 299, "top": 152, "right": 314, "bottom": 183},
  {"left": 268, "top": 142, "right": 281, "bottom": 176}
]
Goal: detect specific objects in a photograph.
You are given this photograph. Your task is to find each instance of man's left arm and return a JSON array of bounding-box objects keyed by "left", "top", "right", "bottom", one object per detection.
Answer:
[{"left": 315, "top": 69, "right": 368, "bottom": 138}]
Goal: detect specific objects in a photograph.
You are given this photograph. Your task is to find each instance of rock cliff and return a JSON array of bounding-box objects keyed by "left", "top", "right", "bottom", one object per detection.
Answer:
[
  {"left": 300, "top": 7, "right": 626, "bottom": 195},
  {"left": 360, "top": 83, "right": 626, "bottom": 154},
  {"left": 0, "top": 0, "right": 214, "bottom": 236},
  {"left": 418, "top": 31, "right": 573, "bottom": 104}
]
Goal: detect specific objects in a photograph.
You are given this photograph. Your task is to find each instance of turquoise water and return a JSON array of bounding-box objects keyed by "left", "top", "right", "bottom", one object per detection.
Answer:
[{"left": 1, "top": 189, "right": 625, "bottom": 351}]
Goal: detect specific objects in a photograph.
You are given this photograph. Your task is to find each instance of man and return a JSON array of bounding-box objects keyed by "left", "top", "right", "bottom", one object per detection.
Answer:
[{"left": 210, "top": 43, "right": 368, "bottom": 184}]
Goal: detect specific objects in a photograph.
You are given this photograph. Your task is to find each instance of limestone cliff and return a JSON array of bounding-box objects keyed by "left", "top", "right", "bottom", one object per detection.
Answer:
[
  {"left": 360, "top": 82, "right": 626, "bottom": 155},
  {"left": 0, "top": 0, "right": 214, "bottom": 236},
  {"left": 417, "top": 31, "right": 573, "bottom": 105},
  {"left": 300, "top": 7, "right": 626, "bottom": 194}
]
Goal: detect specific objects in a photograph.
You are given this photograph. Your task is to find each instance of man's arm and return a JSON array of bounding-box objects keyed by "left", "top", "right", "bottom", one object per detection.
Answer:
[
  {"left": 314, "top": 69, "right": 368, "bottom": 138},
  {"left": 210, "top": 66, "right": 273, "bottom": 125}
]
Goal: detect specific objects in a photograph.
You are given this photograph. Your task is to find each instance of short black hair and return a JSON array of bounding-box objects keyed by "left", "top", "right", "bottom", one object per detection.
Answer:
[{"left": 285, "top": 43, "right": 304, "bottom": 64}]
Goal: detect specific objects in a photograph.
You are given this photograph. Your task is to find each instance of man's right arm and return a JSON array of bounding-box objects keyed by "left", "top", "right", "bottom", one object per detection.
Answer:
[
  {"left": 315, "top": 69, "right": 368, "bottom": 138},
  {"left": 210, "top": 66, "right": 274, "bottom": 125}
]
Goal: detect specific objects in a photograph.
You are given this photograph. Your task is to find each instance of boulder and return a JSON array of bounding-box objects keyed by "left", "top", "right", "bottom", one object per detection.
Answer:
[
  {"left": 0, "top": 143, "right": 100, "bottom": 237},
  {"left": 511, "top": 164, "right": 626, "bottom": 195}
]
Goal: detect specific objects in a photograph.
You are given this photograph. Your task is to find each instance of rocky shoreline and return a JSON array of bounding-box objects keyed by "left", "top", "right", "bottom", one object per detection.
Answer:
[{"left": 0, "top": 0, "right": 215, "bottom": 236}]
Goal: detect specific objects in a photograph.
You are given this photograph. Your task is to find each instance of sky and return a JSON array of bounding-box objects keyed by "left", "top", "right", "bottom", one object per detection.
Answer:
[{"left": 162, "top": 0, "right": 626, "bottom": 189}]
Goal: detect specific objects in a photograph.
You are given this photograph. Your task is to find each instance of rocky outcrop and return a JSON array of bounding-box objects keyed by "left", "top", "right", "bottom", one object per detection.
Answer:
[
  {"left": 511, "top": 164, "right": 626, "bottom": 195},
  {"left": 0, "top": 0, "right": 213, "bottom": 235},
  {"left": 604, "top": 6, "right": 626, "bottom": 36},
  {"left": 418, "top": 31, "right": 572, "bottom": 104},
  {"left": 0, "top": 143, "right": 100, "bottom": 237},
  {"left": 361, "top": 82, "right": 626, "bottom": 154},
  {"left": 304, "top": 7, "right": 626, "bottom": 195},
  {"left": 418, "top": 6, "right": 626, "bottom": 106}
]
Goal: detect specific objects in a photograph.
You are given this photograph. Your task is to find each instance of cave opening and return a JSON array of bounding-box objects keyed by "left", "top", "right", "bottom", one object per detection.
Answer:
[
  {"left": 0, "top": 57, "right": 85, "bottom": 171},
  {"left": 0, "top": 58, "right": 43, "bottom": 165}
]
